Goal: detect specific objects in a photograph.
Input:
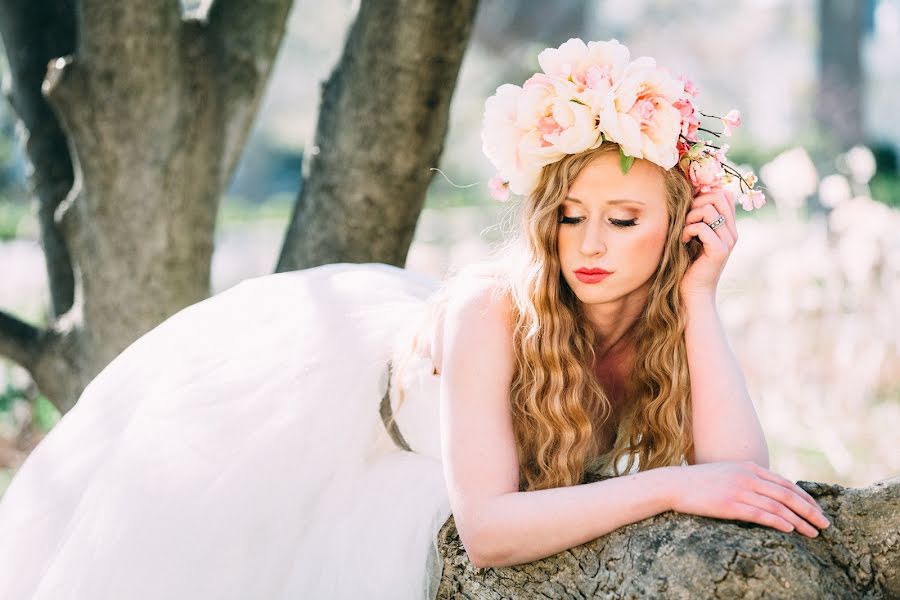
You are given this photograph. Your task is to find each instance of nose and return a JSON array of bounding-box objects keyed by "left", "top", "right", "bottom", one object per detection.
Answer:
[{"left": 579, "top": 219, "right": 607, "bottom": 257}]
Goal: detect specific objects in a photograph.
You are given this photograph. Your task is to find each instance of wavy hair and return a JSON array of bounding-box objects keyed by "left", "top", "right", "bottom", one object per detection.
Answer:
[{"left": 397, "top": 140, "right": 701, "bottom": 492}]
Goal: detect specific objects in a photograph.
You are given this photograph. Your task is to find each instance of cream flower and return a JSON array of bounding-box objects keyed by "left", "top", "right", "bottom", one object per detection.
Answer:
[
  {"left": 481, "top": 83, "right": 527, "bottom": 185},
  {"left": 537, "top": 38, "right": 631, "bottom": 113},
  {"left": 519, "top": 74, "right": 603, "bottom": 154},
  {"left": 599, "top": 57, "right": 685, "bottom": 168}
]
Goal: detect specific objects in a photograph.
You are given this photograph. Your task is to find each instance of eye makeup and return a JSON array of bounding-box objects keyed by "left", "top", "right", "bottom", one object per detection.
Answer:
[{"left": 557, "top": 215, "right": 638, "bottom": 227}]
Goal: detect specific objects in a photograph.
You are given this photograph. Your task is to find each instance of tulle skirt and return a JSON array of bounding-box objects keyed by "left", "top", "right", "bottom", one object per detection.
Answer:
[{"left": 0, "top": 263, "right": 452, "bottom": 599}]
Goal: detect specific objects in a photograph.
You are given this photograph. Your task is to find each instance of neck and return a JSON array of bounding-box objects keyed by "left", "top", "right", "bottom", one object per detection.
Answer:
[{"left": 582, "top": 285, "right": 648, "bottom": 361}]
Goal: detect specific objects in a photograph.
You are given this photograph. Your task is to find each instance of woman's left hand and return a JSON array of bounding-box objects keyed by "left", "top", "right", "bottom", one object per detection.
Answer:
[{"left": 679, "top": 188, "right": 737, "bottom": 300}]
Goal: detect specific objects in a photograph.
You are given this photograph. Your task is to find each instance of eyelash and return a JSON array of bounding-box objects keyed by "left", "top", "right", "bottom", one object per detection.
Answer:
[{"left": 558, "top": 216, "right": 638, "bottom": 228}]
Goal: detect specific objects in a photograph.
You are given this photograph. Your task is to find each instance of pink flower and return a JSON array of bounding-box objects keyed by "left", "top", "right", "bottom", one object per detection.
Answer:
[
  {"left": 488, "top": 175, "right": 511, "bottom": 202},
  {"left": 599, "top": 59, "right": 684, "bottom": 168},
  {"left": 738, "top": 189, "right": 766, "bottom": 210},
  {"left": 712, "top": 143, "right": 729, "bottom": 163},
  {"left": 688, "top": 154, "right": 725, "bottom": 194},
  {"left": 722, "top": 109, "right": 742, "bottom": 137},
  {"left": 674, "top": 98, "right": 700, "bottom": 142},
  {"left": 678, "top": 74, "right": 700, "bottom": 97},
  {"left": 537, "top": 38, "right": 631, "bottom": 113}
]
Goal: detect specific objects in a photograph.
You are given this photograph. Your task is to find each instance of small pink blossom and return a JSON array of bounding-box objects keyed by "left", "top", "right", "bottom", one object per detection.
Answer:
[
  {"left": 488, "top": 175, "right": 511, "bottom": 202},
  {"left": 738, "top": 189, "right": 766, "bottom": 210},
  {"left": 674, "top": 98, "right": 700, "bottom": 142},
  {"left": 743, "top": 171, "right": 758, "bottom": 188},
  {"left": 688, "top": 154, "right": 725, "bottom": 194},
  {"left": 678, "top": 74, "right": 699, "bottom": 97},
  {"left": 722, "top": 109, "right": 742, "bottom": 137},
  {"left": 712, "top": 143, "right": 729, "bottom": 163}
]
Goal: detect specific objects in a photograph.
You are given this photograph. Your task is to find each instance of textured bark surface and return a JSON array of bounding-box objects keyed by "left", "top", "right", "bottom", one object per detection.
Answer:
[
  {"left": 276, "top": 0, "right": 480, "bottom": 271},
  {"left": 0, "top": 1, "right": 293, "bottom": 411},
  {"left": 436, "top": 475, "right": 900, "bottom": 599}
]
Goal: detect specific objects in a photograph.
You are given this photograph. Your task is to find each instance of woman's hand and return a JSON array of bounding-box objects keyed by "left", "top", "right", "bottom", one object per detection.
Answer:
[
  {"left": 679, "top": 188, "right": 737, "bottom": 300},
  {"left": 667, "top": 461, "right": 831, "bottom": 538}
]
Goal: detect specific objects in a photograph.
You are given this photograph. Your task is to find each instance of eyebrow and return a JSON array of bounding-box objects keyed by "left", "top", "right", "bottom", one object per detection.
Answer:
[{"left": 564, "top": 196, "right": 645, "bottom": 206}]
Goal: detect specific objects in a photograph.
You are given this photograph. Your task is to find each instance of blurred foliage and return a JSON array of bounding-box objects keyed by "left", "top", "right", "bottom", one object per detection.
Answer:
[
  {"left": 870, "top": 172, "right": 900, "bottom": 208},
  {"left": 870, "top": 143, "right": 899, "bottom": 208},
  {"left": 0, "top": 200, "right": 29, "bottom": 241},
  {"left": 30, "top": 395, "right": 60, "bottom": 432}
]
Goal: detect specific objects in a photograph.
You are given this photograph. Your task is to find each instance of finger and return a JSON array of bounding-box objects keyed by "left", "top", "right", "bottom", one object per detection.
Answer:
[
  {"left": 684, "top": 205, "right": 733, "bottom": 247},
  {"left": 748, "top": 480, "right": 827, "bottom": 533},
  {"left": 741, "top": 492, "right": 819, "bottom": 537},
  {"left": 684, "top": 203, "right": 719, "bottom": 225},
  {"left": 691, "top": 189, "right": 737, "bottom": 239},
  {"left": 723, "top": 188, "right": 737, "bottom": 216},
  {"left": 680, "top": 222, "right": 729, "bottom": 258},
  {"left": 746, "top": 463, "right": 823, "bottom": 509},
  {"left": 730, "top": 501, "right": 795, "bottom": 533},
  {"left": 691, "top": 191, "right": 737, "bottom": 240},
  {"left": 750, "top": 466, "right": 828, "bottom": 518}
]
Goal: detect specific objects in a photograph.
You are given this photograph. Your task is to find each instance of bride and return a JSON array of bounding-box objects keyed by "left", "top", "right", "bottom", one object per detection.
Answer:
[{"left": 0, "top": 38, "right": 829, "bottom": 599}]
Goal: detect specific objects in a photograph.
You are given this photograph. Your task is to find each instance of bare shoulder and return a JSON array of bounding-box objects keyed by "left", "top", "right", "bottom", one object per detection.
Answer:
[{"left": 430, "top": 275, "right": 514, "bottom": 376}]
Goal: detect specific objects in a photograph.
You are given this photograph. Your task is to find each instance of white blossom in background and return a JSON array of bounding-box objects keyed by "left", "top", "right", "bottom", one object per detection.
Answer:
[
  {"left": 818, "top": 173, "right": 853, "bottom": 208},
  {"left": 839, "top": 145, "right": 877, "bottom": 185},
  {"left": 759, "top": 146, "right": 819, "bottom": 218}
]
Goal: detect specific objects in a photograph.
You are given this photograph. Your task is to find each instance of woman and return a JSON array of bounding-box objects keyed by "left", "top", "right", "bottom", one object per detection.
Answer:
[{"left": 0, "top": 38, "right": 829, "bottom": 599}]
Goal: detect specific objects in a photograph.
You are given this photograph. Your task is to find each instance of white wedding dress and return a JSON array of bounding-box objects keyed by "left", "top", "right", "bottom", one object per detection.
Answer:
[{"left": 0, "top": 262, "right": 453, "bottom": 600}]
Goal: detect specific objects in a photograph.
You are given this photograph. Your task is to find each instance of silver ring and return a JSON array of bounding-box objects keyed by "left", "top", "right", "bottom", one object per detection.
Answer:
[{"left": 707, "top": 214, "right": 726, "bottom": 231}]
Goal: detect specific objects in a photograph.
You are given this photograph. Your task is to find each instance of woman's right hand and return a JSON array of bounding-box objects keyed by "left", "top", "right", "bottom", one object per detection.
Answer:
[{"left": 667, "top": 461, "right": 831, "bottom": 537}]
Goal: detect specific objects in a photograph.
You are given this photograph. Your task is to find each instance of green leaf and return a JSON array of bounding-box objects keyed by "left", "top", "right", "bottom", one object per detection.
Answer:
[{"left": 619, "top": 149, "right": 635, "bottom": 175}]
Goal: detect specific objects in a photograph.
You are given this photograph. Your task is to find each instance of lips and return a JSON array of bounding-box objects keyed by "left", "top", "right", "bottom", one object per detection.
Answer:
[
  {"left": 575, "top": 268, "right": 611, "bottom": 275},
  {"left": 574, "top": 269, "right": 612, "bottom": 284}
]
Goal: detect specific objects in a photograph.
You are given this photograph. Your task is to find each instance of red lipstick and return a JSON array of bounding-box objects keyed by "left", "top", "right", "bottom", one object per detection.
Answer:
[{"left": 574, "top": 267, "right": 612, "bottom": 284}]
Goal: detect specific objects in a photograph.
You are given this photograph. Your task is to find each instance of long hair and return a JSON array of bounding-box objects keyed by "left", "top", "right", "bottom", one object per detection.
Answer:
[{"left": 396, "top": 140, "right": 701, "bottom": 492}]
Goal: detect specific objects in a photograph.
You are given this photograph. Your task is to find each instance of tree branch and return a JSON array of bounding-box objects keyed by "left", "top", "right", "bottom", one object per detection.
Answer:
[
  {"left": 0, "top": 310, "right": 43, "bottom": 372},
  {"left": 0, "top": 0, "right": 78, "bottom": 318},
  {"left": 438, "top": 475, "right": 900, "bottom": 599},
  {"left": 200, "top": 0, "right": 295, "bottom": 187},
  {"left": 76, "top": 0, "right": 183, "bottom": 66}
]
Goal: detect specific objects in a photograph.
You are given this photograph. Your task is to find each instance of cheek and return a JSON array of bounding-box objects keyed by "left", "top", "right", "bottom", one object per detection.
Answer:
[
  {"left": 556, "top": 229, "right": 574, "bottom": 257},
  {"left": 626, "top": 228, "right": 668, "bottom": 268}
]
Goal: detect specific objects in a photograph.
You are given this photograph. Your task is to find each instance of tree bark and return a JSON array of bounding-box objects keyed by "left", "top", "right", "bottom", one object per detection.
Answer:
[
  {"left": 437, "top": 474, "right": 900, "bottom": 599},
  {"left": 0, "top": 0, "right": 293, "bottom": 411},
  {"left": 815, "top": 0, "right": 865, "bottom": 152},
  {"left": 275, "top": 0, "right": 479, "bottom": 272}
]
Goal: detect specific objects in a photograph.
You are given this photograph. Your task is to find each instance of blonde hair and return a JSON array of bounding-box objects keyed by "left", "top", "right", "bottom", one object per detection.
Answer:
[{"left": 396, "top": 140, "right": 701, "bottom": 492}]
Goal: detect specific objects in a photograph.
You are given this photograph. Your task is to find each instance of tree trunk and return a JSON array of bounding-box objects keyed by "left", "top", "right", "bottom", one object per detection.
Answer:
[
  {"left": 275, "top": 0, "right": 479, "bottom": 272},
  {"left": 0, "top": 1, "right": 293, "bottom": 412},
  {"left": 815, "top": 0, "right": 865, "bottom": 153},
  {"left": 437, "top": 474, "right": 900, "bottom": 599}
]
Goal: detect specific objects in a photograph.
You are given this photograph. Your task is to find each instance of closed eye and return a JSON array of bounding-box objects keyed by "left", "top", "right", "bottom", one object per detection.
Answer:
[{"left": 558, "top": 216, "right": 638, "bottom": 228}]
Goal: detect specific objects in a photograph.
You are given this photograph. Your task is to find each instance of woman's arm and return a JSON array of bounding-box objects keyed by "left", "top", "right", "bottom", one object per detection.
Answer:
[
  {"left": 679, "top": 188, "right": 769, "bottom": 467},
  {"left": 683, "top": 293, "right": 769, "bottom": 466},
  {"left": 460, "top": 467, "right": 677, "bottom": 568}
]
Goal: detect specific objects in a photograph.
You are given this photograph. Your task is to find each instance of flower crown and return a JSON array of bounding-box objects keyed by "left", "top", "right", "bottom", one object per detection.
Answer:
[{"left": 481, "top": 38, "right": 766, "bottom": 211}]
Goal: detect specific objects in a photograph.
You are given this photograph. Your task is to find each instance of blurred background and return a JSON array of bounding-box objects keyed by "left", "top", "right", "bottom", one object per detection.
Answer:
[{"left": 1, "top": 0, "right": 898, "bottom": 494}]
